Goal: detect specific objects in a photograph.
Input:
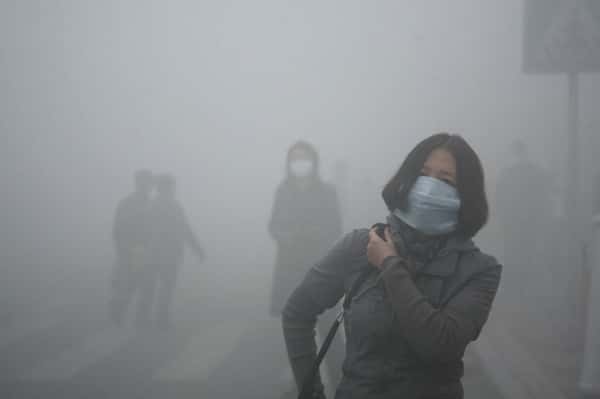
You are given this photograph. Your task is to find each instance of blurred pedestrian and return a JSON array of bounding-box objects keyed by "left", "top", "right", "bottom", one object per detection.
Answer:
[
  {"left": 137, "top": 174, "right": 204, "bottom": 329},
  {"left": 269, "top": 140, "right": 344, "bottom": 394},
  {"left": 495, "top": 140, "right": 552, "bottom": 318},
  {"left": 109, "top": 169, "right": 154, "bottom": 326}
]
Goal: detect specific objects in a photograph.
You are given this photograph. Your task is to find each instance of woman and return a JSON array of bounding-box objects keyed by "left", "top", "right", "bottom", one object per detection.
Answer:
[
  {"left": 282, "top": 133, "right": 501, "bottom": 399},
  {"left": 269, "top": 140, "right": 344, "bottom": 392}
]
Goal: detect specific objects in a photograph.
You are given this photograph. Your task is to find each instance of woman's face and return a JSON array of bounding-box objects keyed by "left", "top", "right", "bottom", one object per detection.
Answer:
[
  {"left": 289, "top": 148, "right": 314, "bottom": 178},
  {"left": 289, "top": 148, "right": 310, "bottom": 163},
  {"left": 421, "top": 148, "right": 457, "bottom": 187}
]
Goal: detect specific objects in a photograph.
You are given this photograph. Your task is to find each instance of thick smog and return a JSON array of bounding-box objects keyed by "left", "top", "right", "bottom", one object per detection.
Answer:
[{"left": 1, "top": 1, "right": 599, "bottom": 398}]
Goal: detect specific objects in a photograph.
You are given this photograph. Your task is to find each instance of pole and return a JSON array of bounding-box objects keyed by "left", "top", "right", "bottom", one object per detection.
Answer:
[
  {"left": 566, "top": 72, "right": 583, "bottom": 331},
  {"left": 566, "top": 72, "right": 579, "bottom": 215}
]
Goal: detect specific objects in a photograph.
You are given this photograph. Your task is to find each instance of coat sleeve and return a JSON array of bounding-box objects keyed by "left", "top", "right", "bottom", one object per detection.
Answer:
[
  {"left": 183, "top": 219, "right": 203, "bottom": 257},
  {"left": 380, "top": 255, "right": 501, "bottom": 363},
  {"left": 178, "top": 206, "right": 204, "bottom": 257},
  {"left": 281, "top": 231, "right": 354, "bottom": 395}
]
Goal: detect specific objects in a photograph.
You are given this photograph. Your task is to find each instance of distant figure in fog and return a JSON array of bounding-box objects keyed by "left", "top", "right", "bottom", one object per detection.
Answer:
[
  {"left": 268, "top": 140, "right": 344, "bottom": 392},
  {"left": 109, "top": 169, "right": 154, "bottom": 326},
  {"left": 137, "top": 174, "right": 204, "bottom": 329},
  {"left": 283, "top": 133, "right": 501, "bottom": 399},
  {"left": 579, "top": 170, "right": 600, "bottom": 398},
  {"left": 496, "top": 141, "right": 551, "bottom": 310},
  {"left": 594, "top": 170, "right": 600, "bottom": 216}
]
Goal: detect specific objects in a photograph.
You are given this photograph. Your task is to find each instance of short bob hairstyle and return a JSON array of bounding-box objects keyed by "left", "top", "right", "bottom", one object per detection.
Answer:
[{"left": 382, "top": 133, "right": 488, "bottom": 238}]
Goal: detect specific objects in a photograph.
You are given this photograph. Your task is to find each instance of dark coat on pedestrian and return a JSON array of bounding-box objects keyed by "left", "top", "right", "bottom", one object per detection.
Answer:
[
  {"left": 268, "top": 178, "right": 342, "bottom": 316},
  {"left": 283, "top": 229, "right": 501, "bottom": 399},
  {"left": 113, "top": 192, "right": 152, "bottom": 260},
  {"left": 148, "top": 195, "right": 202, "bottom": 267}
]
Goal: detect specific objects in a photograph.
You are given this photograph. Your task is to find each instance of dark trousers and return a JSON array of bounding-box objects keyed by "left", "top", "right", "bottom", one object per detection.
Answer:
[{"left": 136, "top": 262, "right": 179, "bottom": 327}]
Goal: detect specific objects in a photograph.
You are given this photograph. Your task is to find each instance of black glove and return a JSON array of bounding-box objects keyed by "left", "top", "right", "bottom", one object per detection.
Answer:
[{"left": 371, "top": 223, "right": 388, "bottom": 241}]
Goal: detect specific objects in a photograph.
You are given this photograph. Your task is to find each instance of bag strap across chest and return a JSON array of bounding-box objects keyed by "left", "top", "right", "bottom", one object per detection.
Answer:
[{"left": 298, "top": 267, "right": 375, "bottom": 399}]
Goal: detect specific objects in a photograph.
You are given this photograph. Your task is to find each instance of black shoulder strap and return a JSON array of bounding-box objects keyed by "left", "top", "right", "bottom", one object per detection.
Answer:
[
  {"left": 343, "top": 268, "right": 374, "bottom": 309},
  {"left": 298, "top": 267, "right": 375, "bottom": 399}
]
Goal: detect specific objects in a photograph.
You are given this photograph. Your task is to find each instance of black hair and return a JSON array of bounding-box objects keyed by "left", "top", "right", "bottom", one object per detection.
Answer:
[{"left": 381, "top": 133, "right": 488, "bottom": 238}]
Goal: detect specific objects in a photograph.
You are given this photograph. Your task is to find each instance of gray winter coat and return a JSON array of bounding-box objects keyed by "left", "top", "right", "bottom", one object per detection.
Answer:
[{"left": 282, "top": 229, "right": 501, "bottom": 399}]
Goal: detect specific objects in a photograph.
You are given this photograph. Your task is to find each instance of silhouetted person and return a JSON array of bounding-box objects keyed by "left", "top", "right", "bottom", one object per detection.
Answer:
[
  {"left": 268, "top": 141, "right": 343, "bottom": 394},
  {"left": 137, "top": 174, "right": 204, "bottom": 329},
  {"left": 109, "top": 169, "right": 154, "bottom": 325},
  {"left": 594, "top": 170, "right": 600, "bottom": 216},
  {"left": 496, "top": 141, "right": 552, "bottom": 315},
  {"left": 580, "top": 176, "right": 600, "bottom": 399}
]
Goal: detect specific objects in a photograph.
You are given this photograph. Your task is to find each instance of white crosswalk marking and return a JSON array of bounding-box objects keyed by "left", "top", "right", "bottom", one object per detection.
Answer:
[{"left": 25, "top": 326, "right": 134, "bottom": 381}]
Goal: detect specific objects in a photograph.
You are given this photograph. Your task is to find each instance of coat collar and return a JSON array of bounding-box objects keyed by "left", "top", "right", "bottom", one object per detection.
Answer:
[{"left": 417, "top": 235, "right": 477, "bottom": 277}]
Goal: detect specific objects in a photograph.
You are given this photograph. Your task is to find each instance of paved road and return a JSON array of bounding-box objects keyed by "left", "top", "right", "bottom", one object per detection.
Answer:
[{"left": 0, "top": 292, "right": 505, "bottom": 399}]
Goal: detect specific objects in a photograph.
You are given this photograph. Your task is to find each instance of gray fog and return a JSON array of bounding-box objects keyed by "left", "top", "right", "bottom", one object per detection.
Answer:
[{"left": 1, "top": 1, "right": 599, "bottom": 398}]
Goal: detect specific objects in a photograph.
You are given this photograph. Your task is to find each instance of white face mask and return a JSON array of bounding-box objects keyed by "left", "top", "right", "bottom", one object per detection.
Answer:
[
  {"left": 393, "top": 176, "right": 461, "bottom": 235},
  {"left": 290, "top": 160, "right": 314, "bottom": 177}
]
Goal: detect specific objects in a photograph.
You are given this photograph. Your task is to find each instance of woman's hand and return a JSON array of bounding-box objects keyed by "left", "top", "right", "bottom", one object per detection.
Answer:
[{"left": 367, "top": 227, "right": 399, "bottom": 270}]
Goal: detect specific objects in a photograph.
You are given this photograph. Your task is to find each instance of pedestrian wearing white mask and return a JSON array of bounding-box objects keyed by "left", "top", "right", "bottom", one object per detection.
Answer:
[
  {"left": 283, "top": 133, "right": 502, "bottom": 399},
  {"left": 269, "top": 140, "right": 344, "bottom": 394}
]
